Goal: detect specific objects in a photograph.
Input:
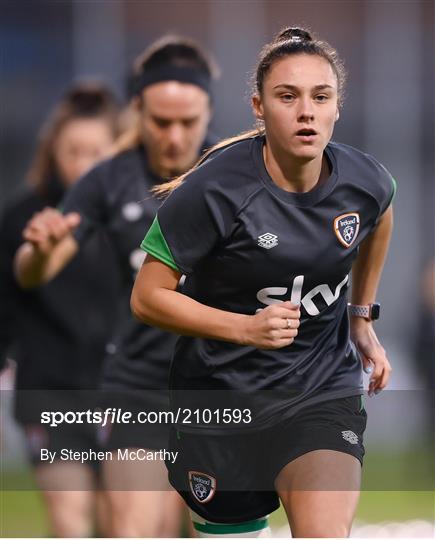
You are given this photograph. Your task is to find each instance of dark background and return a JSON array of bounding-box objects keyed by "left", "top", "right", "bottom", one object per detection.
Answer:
[{"left": 1, "top": 0, "right": 434, "bottom": 419}]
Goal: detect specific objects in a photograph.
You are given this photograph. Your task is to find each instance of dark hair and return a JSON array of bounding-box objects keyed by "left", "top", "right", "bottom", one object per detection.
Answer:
[
  {"left": 27, "top": 82, "right": 119, "bottom": 192},
  {"left": 154, "top": 27, "right": 344, "bottom": 196},
  {"left": 132, "top": 34, "right": 219, "bottom": 89},
  {"left": 114, "top": 35, "right": 218, "bottom": 154},
  {"left": 255, "top": 27, "right": 346, "bottom": 106}
]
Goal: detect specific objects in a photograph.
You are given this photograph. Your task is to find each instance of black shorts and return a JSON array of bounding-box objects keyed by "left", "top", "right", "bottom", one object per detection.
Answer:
[
  {"left": 14, "top": 389, "right": 101, "bottom": 471},
  {"left": 99, "top": 389, "right": 170, "bottom": 452},
  {"left": 167, "top": 395, "right": 367, "bottom": 523}
]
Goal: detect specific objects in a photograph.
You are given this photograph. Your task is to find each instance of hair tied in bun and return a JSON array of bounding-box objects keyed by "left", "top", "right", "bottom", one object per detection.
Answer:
[{"left": 276, "top": 27, "right": 313, "bottom": 43}]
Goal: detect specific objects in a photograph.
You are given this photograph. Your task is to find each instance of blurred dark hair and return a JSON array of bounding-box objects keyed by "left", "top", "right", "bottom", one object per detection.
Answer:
[
  {"left": 153, "top": 27, "right": 345, "bottom": 197},
  {"left": 132, "top": 34, "right": 219, "bottom": 90},
  {"left": 27, "top": 82, "right": 119, "bottom": 192},
  {"left": 254, "top": 26, "right": 346, "bottom": 107},
  {"left": 114, "top": 35, "right": 218, "bottom": 153}
]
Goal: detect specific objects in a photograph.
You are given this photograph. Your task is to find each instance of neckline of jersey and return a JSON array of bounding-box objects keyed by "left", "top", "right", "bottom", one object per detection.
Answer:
[
  {"left": 136, "top": 134, "right": 218, "bottom": 186},
  {"left": 251, "top": 135, "right": 339, "bottom": 207},
  {"left": 136, "top": 144, "right": 166, "bottom": 185}
]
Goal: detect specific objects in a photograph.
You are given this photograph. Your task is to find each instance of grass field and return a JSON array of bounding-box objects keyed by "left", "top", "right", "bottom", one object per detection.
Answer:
[
  {"left": 1, "top": 489, "right": 434, "bottom": 536},
  {"left": 1, "top": 457, "right": 434, "bottom": 538}
]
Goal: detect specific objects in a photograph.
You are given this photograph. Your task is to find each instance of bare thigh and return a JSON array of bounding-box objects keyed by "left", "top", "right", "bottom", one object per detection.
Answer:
[
  {"left": 275, "top": 449, "right": 361, "bottom": 538},
  {"left": 103, "top": 450, "right": 178, "bottom": 537},
  {"left": 158, "top": 490, "right": 195, "bottom": 538},
  {"left": 34, "top": 462, "right": 96, "bottom": 537}
]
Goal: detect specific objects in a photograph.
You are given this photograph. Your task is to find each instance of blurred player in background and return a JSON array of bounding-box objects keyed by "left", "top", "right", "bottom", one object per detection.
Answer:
[
  {"left": 14, "top": 35, "right": 218, "bottom": 537},
  {"left": 0, "top": 83, "right": 120, "bottom": 537},
  {"left": 132, "top": 27, "right": 395, "bottom": 538},
  {"left": 415, "top": 257, "right": 435, "bottom": 445},
  {"left": 416, "top": 259, "right": 435, "bottom": 387}
]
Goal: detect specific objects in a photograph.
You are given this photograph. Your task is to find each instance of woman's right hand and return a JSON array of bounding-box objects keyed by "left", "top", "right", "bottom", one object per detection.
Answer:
[
  {"left": 22, "top": 208, "right": 81, "bottom": 256},
  {"left": 242, "top": 301, "right": 301, "bottom": 349}
]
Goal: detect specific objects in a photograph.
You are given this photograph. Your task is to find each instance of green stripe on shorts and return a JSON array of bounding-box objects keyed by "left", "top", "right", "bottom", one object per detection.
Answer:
[{"left": 193, "top": 517, "right": 269, "bottom": 535}]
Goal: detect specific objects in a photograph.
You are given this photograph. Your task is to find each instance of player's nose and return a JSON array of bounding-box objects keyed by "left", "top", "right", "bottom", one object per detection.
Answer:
[
  {"left": 166, "top": 124, "right": 184, "bottom": 146},
  {"left": 297, "top": 96, "right": 315, "bottom": 121}
]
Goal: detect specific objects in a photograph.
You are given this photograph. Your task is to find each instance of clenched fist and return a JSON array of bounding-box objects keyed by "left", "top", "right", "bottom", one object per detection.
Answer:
[
  {"left": 22, "top": 207, "right": 81, "bottom": 255},
  {"left": 242, "top": 301, "right": 301, "bottom": 349}
]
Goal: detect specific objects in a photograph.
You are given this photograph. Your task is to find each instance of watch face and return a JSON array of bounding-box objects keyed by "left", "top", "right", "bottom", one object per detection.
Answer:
[{"left": 371, "top": 303, "right": 381, "bottom": 320}]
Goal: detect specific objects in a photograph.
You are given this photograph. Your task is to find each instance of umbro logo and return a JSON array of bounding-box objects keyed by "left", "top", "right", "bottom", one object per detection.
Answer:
[
  {"left": 258, "top": 232, "right": 278, "bottom": 249},
  {"left": 341, "top": 430, "right": 359, "bottom": 444}
]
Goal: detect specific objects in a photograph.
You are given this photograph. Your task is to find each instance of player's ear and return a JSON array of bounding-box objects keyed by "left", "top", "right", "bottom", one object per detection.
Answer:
[
  {"left": 132, "top": 95, "right": 142, "bottom": 112},
  {"left": 205, "top": 101, "right": 213, "bottom": 124},
  {"left": 252, "top": 95, "right": 264, "bottom": 121},
  {"left": 335, "top": 107, "right": 340, "bottom": 122}
]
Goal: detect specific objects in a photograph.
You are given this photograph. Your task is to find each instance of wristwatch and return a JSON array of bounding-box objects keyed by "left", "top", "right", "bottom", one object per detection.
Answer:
[{"left": 347, "top": 303, "right": 381, "bottom": 321}]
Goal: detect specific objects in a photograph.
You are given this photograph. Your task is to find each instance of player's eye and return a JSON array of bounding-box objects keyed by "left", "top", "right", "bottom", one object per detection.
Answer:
[
  {"left": 154, "top": 118, "right": 171, "bottom": 128},
  {"left": 182, "top": 118, "right": 197, "bottom": 128},
  {"left": 314, "top": 94, "right": 329, "bottom": 102},
  {"left": 280, "top": 94, "right": 295, "bottom": 103}
]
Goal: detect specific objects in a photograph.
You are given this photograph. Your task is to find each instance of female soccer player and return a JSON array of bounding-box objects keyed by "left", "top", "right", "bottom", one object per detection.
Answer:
[
  {"left": 131, "top": 28, "right": 395, "bottom": 537},
  {"left": 0, "top": 83, "right": 119, "bottom": 537},
  {"left": 14, "top": 36, "right": 218, "bottom": 537}
]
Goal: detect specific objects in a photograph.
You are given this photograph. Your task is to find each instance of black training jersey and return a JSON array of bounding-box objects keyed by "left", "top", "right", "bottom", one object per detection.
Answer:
[
  {"left": 61, "top": 140, "right": 215, "bottom": 390},
  {"left": 141, "top": 135, "right": 396, "bottom": 430},
  {"left": 0, "top": 178, "right": 119, "bottom": 389}
]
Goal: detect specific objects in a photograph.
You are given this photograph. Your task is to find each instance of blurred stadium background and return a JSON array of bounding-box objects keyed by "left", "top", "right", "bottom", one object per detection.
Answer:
[{"left": 1, "top": 0, "right": 434, "bottom": 537}]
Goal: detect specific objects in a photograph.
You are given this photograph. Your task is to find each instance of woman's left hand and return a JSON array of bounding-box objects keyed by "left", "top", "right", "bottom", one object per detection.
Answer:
[{"left": 350, "top": 320, "right": 392, "bottom": 397}]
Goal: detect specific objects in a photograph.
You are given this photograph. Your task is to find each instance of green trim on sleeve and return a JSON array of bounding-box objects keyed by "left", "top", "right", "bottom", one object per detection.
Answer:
[
  {"left": 140, "top": 216, "right": 180, "bottom": 272},
  {"left": 384, "top": 175, "right": 397, "bottom": 211},
  {"left": 391, "top": 176, "right": 397, "bottom": 200}
]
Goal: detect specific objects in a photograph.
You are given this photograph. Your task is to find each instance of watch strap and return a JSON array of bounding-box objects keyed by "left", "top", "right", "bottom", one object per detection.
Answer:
[{"left": 347, "top": 304, "right": 371, "bottom": 319}]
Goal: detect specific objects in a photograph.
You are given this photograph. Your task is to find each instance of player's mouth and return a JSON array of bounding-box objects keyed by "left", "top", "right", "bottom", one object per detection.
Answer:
[
  {"left": 163, "top": 151, "right": 182, "bottom": 161},
  {"left": 295, "top": 128, "right": 317, "bottom": 142}
]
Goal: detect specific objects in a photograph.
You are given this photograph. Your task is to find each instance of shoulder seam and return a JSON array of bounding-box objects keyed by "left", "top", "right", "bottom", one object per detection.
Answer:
[
  {"left": 201, "top": 135, "right": 257, "bottom": 163},
  {"left": 234, "top": 185, "right": 265, "bottom": 221}
]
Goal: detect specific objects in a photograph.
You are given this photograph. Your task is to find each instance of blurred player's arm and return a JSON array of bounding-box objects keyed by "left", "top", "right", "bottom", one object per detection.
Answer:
[
  {"left": 0, "top": 228, "right": 13, "bottom": 370},
  {"left": 14, "top": 208, "right": 80, "bottom": 288},
  {"left": 350, "top": 205, "right": 393, "bottom": 395},
  {"left": 15, "top": 160, "right": 108, "bottom": 289}
]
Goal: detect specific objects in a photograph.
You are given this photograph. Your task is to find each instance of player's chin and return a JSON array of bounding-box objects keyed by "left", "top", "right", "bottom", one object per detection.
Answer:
[
  {"left": 290, "top": 146, "right": 321, "bottom": 162},
  {"left": 162, "top": 158, "right": 191, "bottom": 177}
]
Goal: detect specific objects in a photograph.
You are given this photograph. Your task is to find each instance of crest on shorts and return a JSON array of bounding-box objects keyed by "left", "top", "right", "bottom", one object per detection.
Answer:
[
  {"left": 341, "top": 430, "right": 359, "bottom": 444},
  {"left": 334, "top": 213, "right": 360, "bottom": 248},
  {"left": 188, "top": 471, "right": 216, "bottom": 503}
]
